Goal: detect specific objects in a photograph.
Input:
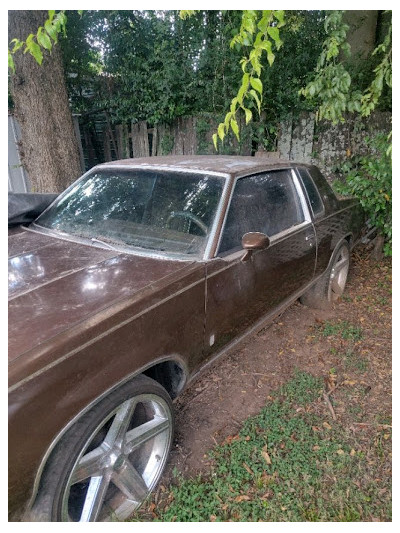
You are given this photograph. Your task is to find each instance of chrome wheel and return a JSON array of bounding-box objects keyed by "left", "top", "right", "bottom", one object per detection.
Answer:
[
  {"left": 61, "top": 393, "right": 172, "bottom": 522},
  {"left": 328, "top": 244, "right": 350, "bottom": 302}
]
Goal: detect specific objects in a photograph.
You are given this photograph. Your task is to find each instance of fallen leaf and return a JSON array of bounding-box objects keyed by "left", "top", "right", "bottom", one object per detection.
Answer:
[
  {"left": 350, "top": 449, "right": 356, "bottom": 456},
  {"left": 337, "top": 449, "right": 345, "bottom": 455},
  {"left": 235, "top": 495, "right": 251, "bottom": 502},
  {"left": 261, "top": 490, "right": 273, "bottom": 500},
  {"left": 243, "top": 462, "right": 254, "bottom": 476},
  {"left": 343, "top": 379, "right": 357, "bottom": 386},
  {"left": 323, "top": 422, "right": 332, "bottom": 430},
  {"left": 261, "top": 445, "right": 272, "bottom": 465}
]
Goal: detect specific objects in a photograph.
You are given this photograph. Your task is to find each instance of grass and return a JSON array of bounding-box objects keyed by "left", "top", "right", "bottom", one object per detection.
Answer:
[
  {"left": 317, "top": 320, "right": 363, "bottom": 341},
  {"left": 342, "top": 349, "right": 369, "bottom": 373},
  {"left": 135, "top": 371, "right": 391, "bottom": 522}
]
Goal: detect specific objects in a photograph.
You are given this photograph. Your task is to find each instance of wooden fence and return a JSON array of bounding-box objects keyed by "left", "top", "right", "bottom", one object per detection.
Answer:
[{"left": 77, "top": 113, "right": 252, "bottom": 170}]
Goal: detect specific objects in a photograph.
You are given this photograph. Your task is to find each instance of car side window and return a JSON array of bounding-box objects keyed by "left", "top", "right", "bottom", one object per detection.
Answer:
[
  {"left": 218, "top": 169, "right": 305, "bottom": 255},
  {"left": 297, "top": 167, "right": 324, "bottom": 216}
]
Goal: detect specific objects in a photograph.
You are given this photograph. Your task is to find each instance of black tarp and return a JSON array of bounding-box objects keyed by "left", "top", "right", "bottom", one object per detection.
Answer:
[{"left": 8, "top": 193, "right": 58, "bottom": 227}]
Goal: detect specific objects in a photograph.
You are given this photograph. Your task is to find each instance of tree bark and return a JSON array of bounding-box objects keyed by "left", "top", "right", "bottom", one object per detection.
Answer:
[
  {"left": 343, "top": 11, "right": 378, "bottom": 60},
  {"left": 9, "top": 10, "right": 82, "bottom": 193}
]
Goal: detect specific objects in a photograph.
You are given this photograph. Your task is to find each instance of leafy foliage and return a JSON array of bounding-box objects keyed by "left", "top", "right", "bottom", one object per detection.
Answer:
[
  {"left": 8, "top": 10, "right": 67, "bottom": 71},
  {"left": 300, "top": 11, "right": 392, "bottom": 123},
  {"left": 299, "top": 11, "right": 356, "bottom": 123},
  {"left": 210, "top": 10, "right": 285, "bottom": 149},
  {"left": 59, "top": 10, "right": 104, "bottom": 114},
  {"left": 9, "top": 9, "right": 391, "bottom": 164},
  {"left": 75, "top": 11, "right": 243, "bottom": 125},
  {"left": 333, "top": 134, "right": 392, "bottom": 256},
  {"left": 360, "top": 21, "right": 392, "bottom": 117}
]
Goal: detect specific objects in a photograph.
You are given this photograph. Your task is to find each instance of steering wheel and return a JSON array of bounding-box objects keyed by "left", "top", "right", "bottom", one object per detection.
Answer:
[{"left": 166, "top": 211, "right": 208, "bottom": 235}]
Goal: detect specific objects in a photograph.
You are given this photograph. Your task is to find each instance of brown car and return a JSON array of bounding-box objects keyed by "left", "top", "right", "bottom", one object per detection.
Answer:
[{"left": 8, "top": 156, "right": 364, "bottom": 522}]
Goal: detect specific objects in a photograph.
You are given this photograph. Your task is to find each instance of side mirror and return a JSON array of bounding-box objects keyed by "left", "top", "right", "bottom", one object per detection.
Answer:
[{"left": 241, "top": 232, "right": 270, "bottom": 262}]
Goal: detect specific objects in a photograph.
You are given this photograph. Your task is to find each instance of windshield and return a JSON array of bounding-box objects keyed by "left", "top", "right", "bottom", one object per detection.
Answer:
[{"left": 35, "top": 168, "right": 225, "bottom": 257}]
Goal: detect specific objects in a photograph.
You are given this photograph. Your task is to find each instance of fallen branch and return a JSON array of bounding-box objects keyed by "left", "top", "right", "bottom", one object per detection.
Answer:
[
  {"left": 323, "top": 392, "right": 337, "bottom": 420},
  {"left": 325, "top": 380, "right": 343, "bottom": 397},
  {"left": 353, "top": 422, "right": 392, "bottom": 429}
]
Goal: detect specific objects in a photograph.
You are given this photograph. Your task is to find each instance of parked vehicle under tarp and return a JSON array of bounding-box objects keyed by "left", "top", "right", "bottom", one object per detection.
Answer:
[{"left": 8, "top": 193, "right": 57, "bottom": 227}]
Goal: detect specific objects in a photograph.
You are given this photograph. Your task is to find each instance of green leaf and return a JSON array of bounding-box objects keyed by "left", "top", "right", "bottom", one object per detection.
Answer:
[
  {"left": 267, "top": 26, "right": 280, "bottom": 45},
  {"left": 10, "top": 38, "right": 24, "bottom": 53},
  {"left": 45, "top": 20, "right": 58, "bottom": 42},
  {"left": 37, "top": 28, "right": 52, "bottom": 51},
  {"left": 274, "top": 10, "right": 285, "bottom": 27},
  {"left": 250, "top": 77, "right": 263, "bottom": 95},
  {"left": 240, "top": 57, "right": 249, "bottom": 73},
  {"left": 257, "top": 11, "right": 271, "bottom": 33},
  {"left": 25, "top": 34, "right": 34, "bottom": 47},
  {"left": 224, "top": 111, "right": 233, "bottom": 129},
  {"left": 249, "top": 89, "right": 261, "bottom": 114},
  {"left": 237, "top": 83, "right": 247, "bottom": 105},
  {"left": 230, "top": 118, "right": 239, "bottom": 140},
  {"left": 27, "top": 41, "right": 43, "bottom": 65},
  {"left": 244, "top": 107, "right": 252, "bottom": 125},
  {"left": 212, "top": 133, "right": 218, "bottom": 150},
  {"left": 259, "top": 39, "right": 275, "bottom": 65},
  {"left": 8, "top": 50, "right": 15, "bottom": 73},
  {"left": 218, "top": 122, "right": 225, "bottom": 141}
]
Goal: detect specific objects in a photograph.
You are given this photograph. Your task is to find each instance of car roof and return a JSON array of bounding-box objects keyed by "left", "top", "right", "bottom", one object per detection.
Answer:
[{"left": 98, "top": 155, "right": 305, "bottom": 179}]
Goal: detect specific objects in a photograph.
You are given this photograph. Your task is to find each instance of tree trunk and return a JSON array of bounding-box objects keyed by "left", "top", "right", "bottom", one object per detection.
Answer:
[
  {"left": 9, "top": 10, "right": 82, "bottom": 193},
  {"left": 343, "top": 11, "right": 378, "bottom": 60}
]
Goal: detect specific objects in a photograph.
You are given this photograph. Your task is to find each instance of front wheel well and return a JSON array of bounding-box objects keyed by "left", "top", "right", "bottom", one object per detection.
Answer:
[
  {"left": 143, "top": 360, "right": 186, "bottom": 399},
  {"left": 344, "top": 234, "right": 353, "bottom": 248}
]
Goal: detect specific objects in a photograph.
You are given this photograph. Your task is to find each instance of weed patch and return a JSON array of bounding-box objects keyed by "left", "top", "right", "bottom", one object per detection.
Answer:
[
  {"left": 137, "top": 371, "right": 391, "bottom": 522},
  {"left": 342, "top": 349, "right": 369, "bottom": 373},
  {"left": 317, "top": 320, "right": 363, "bottom": 341}
]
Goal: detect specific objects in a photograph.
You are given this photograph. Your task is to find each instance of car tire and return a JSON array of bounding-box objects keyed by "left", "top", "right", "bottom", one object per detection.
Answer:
[
  {"left": 300, "top": 241, "right": 350, "bottom": 309},
  {"left": 29, "top": 374, "right": 174, "bottom": 522}
]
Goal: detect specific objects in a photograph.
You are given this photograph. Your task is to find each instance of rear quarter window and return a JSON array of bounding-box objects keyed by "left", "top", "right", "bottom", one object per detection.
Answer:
[
  {"left": 307, "top": 166, "right": 339, "bottom": 212},
  {"left": 297, "top": 167, "right": 324, "bottom": 217}
]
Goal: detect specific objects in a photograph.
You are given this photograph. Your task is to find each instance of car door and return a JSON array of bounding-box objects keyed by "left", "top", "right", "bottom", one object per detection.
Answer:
[{"left": 204, "top": 168, "right": 317, "bottom": 356}]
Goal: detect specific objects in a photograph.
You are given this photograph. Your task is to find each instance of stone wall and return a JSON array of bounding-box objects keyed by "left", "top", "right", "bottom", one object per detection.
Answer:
[{"left": 277, "top": 111, "right": 391, "bottom": 179}]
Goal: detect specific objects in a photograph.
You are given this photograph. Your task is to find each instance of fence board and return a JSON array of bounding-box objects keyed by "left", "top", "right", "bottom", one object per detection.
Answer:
[{"left": 131, "top": 121, "right": 150, "bottom": 157}]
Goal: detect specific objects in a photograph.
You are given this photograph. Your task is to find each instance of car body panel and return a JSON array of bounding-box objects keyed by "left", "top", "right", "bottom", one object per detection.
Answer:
[
  {"left": 8, "top": 156, "right": 365, "bottom": 520},
  {"left": 204, "top": 222, "right": 317, "bottom": 356},
  {"left": 9, "top": 245, "right": 206, "bottom": 518}
]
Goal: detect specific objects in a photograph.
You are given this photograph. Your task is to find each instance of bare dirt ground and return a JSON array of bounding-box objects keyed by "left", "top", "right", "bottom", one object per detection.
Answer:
[{"left": 159, "top": 245, "right": 392, "bottom": 489}]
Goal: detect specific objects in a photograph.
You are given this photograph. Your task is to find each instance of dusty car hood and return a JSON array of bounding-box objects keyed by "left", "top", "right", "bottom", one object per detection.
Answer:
[{"left": 8, "top": 228, "right": 195, "bottom": 363}]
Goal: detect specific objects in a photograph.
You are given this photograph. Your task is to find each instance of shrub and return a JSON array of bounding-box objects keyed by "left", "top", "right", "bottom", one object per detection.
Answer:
[{"left": 334, "top": 133, "right": 392, "bottom": 256}]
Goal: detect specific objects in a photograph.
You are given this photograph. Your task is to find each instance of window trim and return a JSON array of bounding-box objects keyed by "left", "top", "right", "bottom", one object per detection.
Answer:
[{"left": 214, "top": 168, "right": 312, "bottom": 258}]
